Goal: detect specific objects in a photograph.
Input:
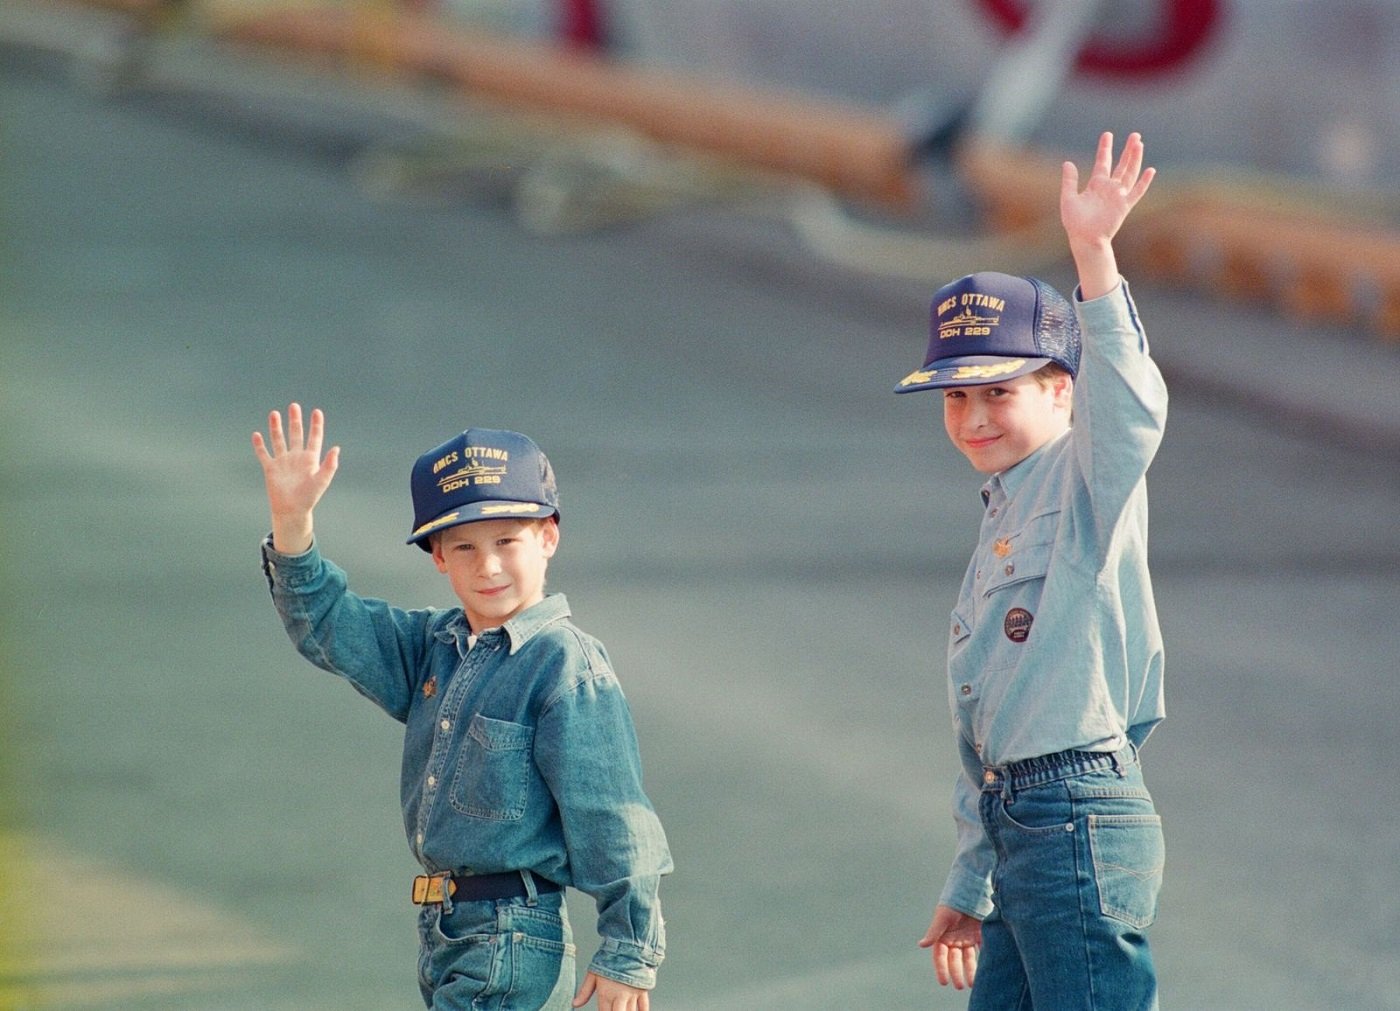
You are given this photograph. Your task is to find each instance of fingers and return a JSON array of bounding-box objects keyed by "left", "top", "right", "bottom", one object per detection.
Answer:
[
  {"left": 267, "top": 407, "right": 287, "bottom": 456},
  {"left": 1089, "top": 130, "right": 1149, "bottom": 188},
  {"left": 1114, "top": 131, "right": 1142, "bottom": 183},
  {"left": 932, "top": 939, "right": 978, "bottom": 990},
  {"left": 257, "top": 404, "right": 334, "bottom": 460},
  {"left": 316, "top": 444, "right": 342, "bottom": 491},
  {"left": 1094, "top": 129, "right": 1115, "bottom": 176},
  {"left": 1109, "top": 132, "right": 1155, "bottom": 200},
  {"left": 1060, "top": 158, "right": 1081, "bottom": 206},
  {"left": 1129, "top": 164, "right": 1157, "bottom": 205},
  {"left": 306, "top": 406, "right": 326, "bottom": 457},
  {"left": 951, "top": 941, "right": 977, "bottom": 990},
  {"left": 251, "top": 430, "right": 271, "bottom": 465},
  {"left": 1108, "top": 130, "right": 1142, "bottom": 187},
  {"left": 933, "top": 937, "right": 952, "bottom": 986},
  {"left": 572, "top": 973, "right": 596, "bottom": 1008}
]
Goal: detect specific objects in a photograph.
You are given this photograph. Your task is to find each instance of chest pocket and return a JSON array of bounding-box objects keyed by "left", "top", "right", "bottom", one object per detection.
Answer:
[
  {"left": 949, "top": 609, "right": 972, "bottom": 652},
  {"left": 982, "top": 512, "right": 1059, "bottom": 597},
  {"left": 450, "top": 714, "right": 533, "bottom": 821}
]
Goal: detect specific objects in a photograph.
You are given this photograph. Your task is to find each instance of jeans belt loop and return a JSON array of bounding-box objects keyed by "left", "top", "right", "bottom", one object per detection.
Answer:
[
  {"left": 521, "top": 869, "right": 539, "bottom": 907},
  {"left": 438, "top": 872, "right": 454, "bottom": 914}
]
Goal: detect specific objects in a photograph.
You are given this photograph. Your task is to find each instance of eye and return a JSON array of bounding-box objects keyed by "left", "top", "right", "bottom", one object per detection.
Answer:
[{"left": 944, "top": 390, "right": 965, "bottom": 400}]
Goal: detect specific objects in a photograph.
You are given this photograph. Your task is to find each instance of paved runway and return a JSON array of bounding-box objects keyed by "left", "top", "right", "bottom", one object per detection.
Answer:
[{"left": 3, "top": 14, "right": 1400, "bottom": 1010}]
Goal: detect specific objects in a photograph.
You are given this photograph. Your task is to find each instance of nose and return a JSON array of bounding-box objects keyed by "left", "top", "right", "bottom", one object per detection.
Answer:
[
  {"left": 963, "top": 397, "right": 990, "bottom": 431},
  {"left": 478, "top": 551, "right": 502, "bottom": 577}
]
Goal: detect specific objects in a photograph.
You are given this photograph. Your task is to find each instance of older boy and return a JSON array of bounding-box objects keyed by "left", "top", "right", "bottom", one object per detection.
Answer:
[
  {"left": 252, "top": 415, "right": 671, "bottom": 1011},
  {"left": 899, "top": 132, "right": 1167, "bottom": 1007}
]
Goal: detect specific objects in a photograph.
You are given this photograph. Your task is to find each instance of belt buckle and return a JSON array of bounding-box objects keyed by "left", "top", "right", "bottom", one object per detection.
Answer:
[{"left": 411, "top": 873, "right": 455, "bottom": 905}]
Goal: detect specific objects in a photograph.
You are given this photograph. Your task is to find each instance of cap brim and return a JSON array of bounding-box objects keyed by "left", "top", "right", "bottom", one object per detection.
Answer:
[
  {"left": 893, "top": 355, "right": 1051, "bottom": 393},
  {"left": 408, "top": 501, "right": 558, "bottom": 549}
]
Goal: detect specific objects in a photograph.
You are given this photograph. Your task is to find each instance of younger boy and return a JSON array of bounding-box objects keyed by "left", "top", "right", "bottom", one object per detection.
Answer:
[
  {"left": 252, "top": 415, "right": 671, "bottom": 1011},
  {"left": 898, "top": 132, "right": 1167, "bottom": 1007}
]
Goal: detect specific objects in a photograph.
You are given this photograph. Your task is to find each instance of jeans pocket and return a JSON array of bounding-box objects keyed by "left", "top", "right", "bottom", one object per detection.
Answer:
[
  {"left": 419, "top": 907, "right": 498, "bottom": 1005},
  {"left": 1088, "top": 813, "right": 1164, "bottom": 929},
  {"left": 499, "top": 902, "right": 576, "bottom": 1011},
  {"left": 505, "top": 931, "right": 576, "bottom": 1011},
  {"left": 994, "top": 782, "right": 1074, "bottom": 834},
  {"left": 451, "top": 714, "right": 533, "bottom": 821}
]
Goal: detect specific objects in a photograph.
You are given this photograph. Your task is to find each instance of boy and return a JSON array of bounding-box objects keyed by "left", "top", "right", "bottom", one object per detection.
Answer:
[
  {"left": 252, "top": 415, "right": 671, "bottom": 1011},
  {"left": 898, "top": 132, "right": 1167, "bottom": 1008}
]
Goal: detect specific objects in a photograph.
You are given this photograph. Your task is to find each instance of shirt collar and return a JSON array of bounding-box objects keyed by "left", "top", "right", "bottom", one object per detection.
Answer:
[
  {"left": 440, "top": 594, "right": 571, "bottom": 657},
  {"left": 979, "top": 430, "right": 1068, "bottom": 507}
]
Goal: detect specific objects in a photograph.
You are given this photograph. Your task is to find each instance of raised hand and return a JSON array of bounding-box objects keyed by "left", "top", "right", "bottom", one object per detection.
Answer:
[
  {"left": 251, "top": 402, "right": 339, "bottom": 554},
  {"left": 1060, "top": 131, "right": 1156, "bottom": 300}
]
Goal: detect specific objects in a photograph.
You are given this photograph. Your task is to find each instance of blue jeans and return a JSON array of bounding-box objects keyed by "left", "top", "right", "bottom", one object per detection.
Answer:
[
  {"left": 417, "top": 889, "right": 576, "bottom": 1010},
  {"left": 970, "top": 748, "right": 1164, "bottom": 1011}
]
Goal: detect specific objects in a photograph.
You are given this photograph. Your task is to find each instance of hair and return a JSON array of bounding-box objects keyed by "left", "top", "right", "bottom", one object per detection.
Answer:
[{"left": 1032, "top": 362, "right": 1073, "bottom": 388}]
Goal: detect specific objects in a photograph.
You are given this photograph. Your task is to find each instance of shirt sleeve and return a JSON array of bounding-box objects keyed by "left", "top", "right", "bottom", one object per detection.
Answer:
[
  {"left": 260, "top": 536, "right": 430, "bottom": 722},
  {"left": 1071, "top": 279, "right": 1169, "bottom": 547},
  {"left": 938, "top": 733, "right": 996, "bottom": 920},
  {"left": 533, "top": 647, "right": 672, "bottom": 989}
]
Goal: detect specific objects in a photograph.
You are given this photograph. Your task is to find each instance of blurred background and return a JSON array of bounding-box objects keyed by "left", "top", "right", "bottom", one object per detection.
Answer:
[{"left": 3, "top": 0, "right": 1399, "bottom": 1008}]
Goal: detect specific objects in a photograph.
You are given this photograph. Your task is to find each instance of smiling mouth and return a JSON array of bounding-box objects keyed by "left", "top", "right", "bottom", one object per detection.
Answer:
[{"left": 477, "top": 586, "right": 510, "bottom": 597}]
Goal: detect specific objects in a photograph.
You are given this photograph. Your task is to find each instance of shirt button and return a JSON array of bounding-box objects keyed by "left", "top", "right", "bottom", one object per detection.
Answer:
[
  {"left": 416, "top": 832, "right": 424, "bottom": 845},
  {"left": 427, "top": 776, "right": 437, "bottom": 788},
  {"left": 960, "top": 683, "right": 972, "bottom": 696},
  {"left": 953, "top": 623, "right": 961, "bottom": 636},
  {"left": 440, "top": 719, "right": 451, "bottom": 732},
  {"left": 1004, "top": 563, "right": 1015, "bottom": 576}
]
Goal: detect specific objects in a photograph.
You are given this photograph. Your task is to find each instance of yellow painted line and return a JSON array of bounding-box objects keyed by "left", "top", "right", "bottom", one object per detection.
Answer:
[{"left": 0, "top": 832, "right": 295, "bottom": 1007}]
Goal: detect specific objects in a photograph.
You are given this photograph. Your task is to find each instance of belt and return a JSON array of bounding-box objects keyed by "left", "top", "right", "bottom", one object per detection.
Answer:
[{"left": 411, "top": 870, "right": 562, "bottom": 905}]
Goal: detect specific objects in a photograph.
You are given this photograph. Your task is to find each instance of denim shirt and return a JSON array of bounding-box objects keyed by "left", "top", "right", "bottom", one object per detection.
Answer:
[
  {"left": 939, "top": 280, "right": 1168, "bottom": 919},
  {"left": 260, "top": 539, "right": 672, "bottom": 988}
]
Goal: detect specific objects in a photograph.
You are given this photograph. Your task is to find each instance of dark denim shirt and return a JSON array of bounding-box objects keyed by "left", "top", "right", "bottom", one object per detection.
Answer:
[{"left": 261, "top": 539, "right": 671, "bottom": 988}]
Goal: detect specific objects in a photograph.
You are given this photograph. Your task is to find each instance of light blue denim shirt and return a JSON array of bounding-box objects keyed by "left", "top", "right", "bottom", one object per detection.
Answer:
[
  {"left": 260, "top": 540, "right": 672, "bottom": 988},
  {"left": 939, "top": 280, "right": 1168, "bottom": 919}
]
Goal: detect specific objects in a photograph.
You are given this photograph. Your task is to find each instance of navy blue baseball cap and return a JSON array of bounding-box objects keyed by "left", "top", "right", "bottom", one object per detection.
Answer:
[
  {"left": 894, "top": 272, "right": 1080, "bottom": 393},
  {"left": 407, "top": 428, "right": 560, "bottom": 551}
]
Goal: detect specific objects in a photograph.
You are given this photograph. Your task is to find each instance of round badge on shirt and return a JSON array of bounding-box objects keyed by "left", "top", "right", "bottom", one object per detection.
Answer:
[{"left": 1004, "top": 608, "right": 1034, "bottom": 643}]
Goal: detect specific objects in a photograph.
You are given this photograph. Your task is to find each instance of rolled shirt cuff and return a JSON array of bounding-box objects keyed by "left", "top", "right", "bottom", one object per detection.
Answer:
[{"left": 587, "top": 936, "right": 664, "bottom": 990}]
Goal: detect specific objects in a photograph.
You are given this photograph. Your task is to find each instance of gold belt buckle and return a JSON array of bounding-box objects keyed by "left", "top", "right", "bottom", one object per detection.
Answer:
[{"left": 411, "top": 873, "right": 456, "bottom": 905}]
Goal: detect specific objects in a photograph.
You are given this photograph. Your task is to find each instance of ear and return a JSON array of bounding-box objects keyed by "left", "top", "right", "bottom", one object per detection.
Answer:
[
  {"left": 430, "top": 537, "right": 449, "bottom": 574},
  {"left": 1052, "top": 372, "right": 1074, "bottom": 411},
  {"left": 539, "top": 518, "right": 560, "bottom": 559}
]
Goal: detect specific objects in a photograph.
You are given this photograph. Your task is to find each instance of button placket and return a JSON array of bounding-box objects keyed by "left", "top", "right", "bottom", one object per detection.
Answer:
[{"left": 415, "top": 648, "right": 487, "bottom": 851}]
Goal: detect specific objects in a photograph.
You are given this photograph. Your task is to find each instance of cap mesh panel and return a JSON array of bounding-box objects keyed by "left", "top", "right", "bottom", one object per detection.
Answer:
[{"left": 1029, "top": 278, "right": 1081, "bottom": 376}]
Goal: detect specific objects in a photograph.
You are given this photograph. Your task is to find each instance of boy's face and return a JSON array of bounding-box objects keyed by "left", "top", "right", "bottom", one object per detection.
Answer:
[
  {"left": 942, "top": 370, "right": 1072, "bottom": 475},
  {"left": 432, "top": 518, "right": 559, "bottom": 632}
]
